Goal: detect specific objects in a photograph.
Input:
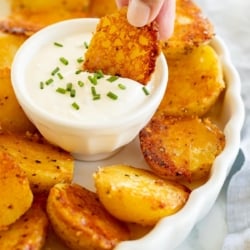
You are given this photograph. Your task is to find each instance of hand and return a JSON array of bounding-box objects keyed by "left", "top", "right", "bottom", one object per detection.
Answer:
[{"left": 116, "top": 0, "right": 176, "bottom": 40}]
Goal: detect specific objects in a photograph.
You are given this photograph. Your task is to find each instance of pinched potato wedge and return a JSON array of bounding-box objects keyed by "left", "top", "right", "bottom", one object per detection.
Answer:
[
  {"left": 47, "top": 183, "right": 130, "bottom": 250},
  {"left": 0, "top": 133, "right": 73, "bottom": 194},
  {"left": 157, "top": 45, "right": 225, "bottom": 117},
  {"left": 0, "top": 195, "right": 48, "bottom": 250},
  {"left": 0, "top": 152, "right": 33, "bottom": 230},
  {"left": 94, "top": 165, "right": 190, "bottom": 226},
  {"left": 83, "top": 7, "right": 160, "bottom": 85},
  {"left": 139, "top": 115, "right": 225, "bottom": 182},
  {"left": 161, "top": 0, "right": 214, "bottom": 58},
  {"left": 0, "top": 68, "right": 37, "bottom": 133}
]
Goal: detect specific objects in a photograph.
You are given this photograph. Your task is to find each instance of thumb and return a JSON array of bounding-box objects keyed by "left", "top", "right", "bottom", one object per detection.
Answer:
[{"left": 127, "top": 0, "right": 165, "bottom": 27}]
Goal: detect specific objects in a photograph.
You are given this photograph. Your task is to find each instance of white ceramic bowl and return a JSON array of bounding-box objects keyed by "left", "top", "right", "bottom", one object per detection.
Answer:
[
  {"left": 73, "top": 36, "right": 245, "bottom": 250},
  {"left": 11, "top": 18, "right": 168, "bottom": 161}
]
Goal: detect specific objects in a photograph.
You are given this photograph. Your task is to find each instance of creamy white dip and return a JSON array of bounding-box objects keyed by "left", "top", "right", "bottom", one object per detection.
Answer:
[{"left": 26, "top": 33, "right": 155, "bottom": 125}]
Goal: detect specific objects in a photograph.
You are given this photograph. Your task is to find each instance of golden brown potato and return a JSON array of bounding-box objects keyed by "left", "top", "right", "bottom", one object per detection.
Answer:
[
  {"left": 0, "top": 32, "right": 27, "bottom": 68},
  {"left": 47, "top": 183, "right": 130, "bottom": 250},
  {"left": 139, "top": 115, "right": 225, "bottom": 182},
  {"left": 0, "top": 133, "right": 73, "bottom": 194},
  {"left": 88, "top": 0, "right": 117, "bottom": 17},
  {"left": 83, "top": 7, "right": 160, "bottom": 85},
  {"left": 161, "top": 0, "right": 214, "bottom": 58},
  {"left": 94, "top": 165, "right": 190, "bottom": 226},
  {"left": 0, "top": 0, "right": 89, "bottom": 35},
  {"left": 0, "top": 152, "right": 33, "bottom": 230},
  {"left": 0, "top": 195, "right": 48, "bottom": 250},
  {"left": 0, "top": 68, "right": 37, "bottom": 133},
  {"left": 157, "top": 45, "right": 225, "bottom": 117}
]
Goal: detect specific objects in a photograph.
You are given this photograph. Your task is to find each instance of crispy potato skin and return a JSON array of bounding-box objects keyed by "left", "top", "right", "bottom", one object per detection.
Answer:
[
  {"left": 0, "top": 195, "right": 49, "bottom": 250},
  {"left": 0, "top": 133, "right": 73, "bottom": 194},
  {"left": 161, "top": 0, "right": 214, "bottom": 58},
  {"left": 0, "top": 152, "right": 33, "bottom": 230},
  {"left": 47, "top": 183, "right": 130, "bottom": 250},
  {"left": 139, "top": 115, "right": 225, "bottom": 182},
  {"left": 157, "top": 45, "right": 225, "bottom": 117},
  {"left": 0, "top": 68, "right": 37, "bottom": 133},
  {"left": 83, "top": 7, "right": 160, "bottom": 85},
  {"left": 94, "top": 165, "right": 190, "bottom": 226}
]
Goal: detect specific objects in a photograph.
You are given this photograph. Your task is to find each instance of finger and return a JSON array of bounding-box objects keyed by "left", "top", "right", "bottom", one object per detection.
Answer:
[{"left": 156, "top": 0, "right": 176, "bottom": 40}]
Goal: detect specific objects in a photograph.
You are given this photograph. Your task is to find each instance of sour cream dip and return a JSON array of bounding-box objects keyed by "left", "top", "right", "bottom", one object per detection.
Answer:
[{"left": 25, "top": 33, "right": 156, "bottom": 126}]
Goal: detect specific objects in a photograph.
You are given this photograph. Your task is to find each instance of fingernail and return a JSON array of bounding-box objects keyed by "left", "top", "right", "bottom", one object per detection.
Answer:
[{"left": 127, "top": 0, "right": 150, "bottom": 27}]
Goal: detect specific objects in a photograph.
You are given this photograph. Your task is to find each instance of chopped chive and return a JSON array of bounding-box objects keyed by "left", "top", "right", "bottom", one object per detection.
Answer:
[
  {"left": 88, "top": 75, "right": 98, "bottom": 85},
  {"left": 84, "top": 41, "right": 89, "bottom": 49},
  {"left": 59, "top": 57, "right": 69, "bottom": 65},
  {"left": 54, "top": 42, "right": 63, "bottom": 47},
  {"left": 75, "top": 69, "right": 83, "bottom": 75},
  {"left": 56, "top": 87, "right": 66, "bottom": 94},
  {"left": 66, "top": 83, "right": 73, "bottom": 91},
  {"left": 51, "top": 67, "right": 60, "bottom": 76},
  {"left": 57, "top": 72, "right": 64, "bottom": 80},
  {"left": 107, "top": 91, "right": 118, "bottom": 100},
  {"left": 91, "top": 86, "right": 98, "bottom": 96},
  {"left": 142, "top": 86, "right": 150, "bottom": 96},
  {"left": 93, "top": 94, "right": 101, "bottom": 100},
  {"left": 77, "top": 57, "right": 84, "bottom": 63},
  {"left": 70, "top": 89, "right": 76, "bottom": 97},
  {"left": 107, "top": 75, "right": 119, "bottom": 82},
  {"left": 118, "top": 83, "right": 126, "bottom": 90},
  {"left": 94, "top": 70, "right": 104, "bottom": 79},
  {"left": 72, "top": 102, "right": 80, "bottom": 110},
  {"left": 78, "top": 80, "right": 84, "bottom": 87},
  {"left": 45, "top": 78, "right": 54, "bottom": 85},
  {"left": 40, "top": 81, "right": 44, "bottom": 89}
]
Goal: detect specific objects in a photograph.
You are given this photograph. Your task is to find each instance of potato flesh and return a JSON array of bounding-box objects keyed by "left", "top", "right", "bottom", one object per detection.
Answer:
[{"left": 94, "top": 165, "right": 190, "bottom": 226}]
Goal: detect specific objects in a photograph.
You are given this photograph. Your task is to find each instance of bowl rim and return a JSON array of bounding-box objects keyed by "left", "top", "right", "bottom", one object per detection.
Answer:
[{"left": 11, "top": 18, "right": 168, "bottom": 131}]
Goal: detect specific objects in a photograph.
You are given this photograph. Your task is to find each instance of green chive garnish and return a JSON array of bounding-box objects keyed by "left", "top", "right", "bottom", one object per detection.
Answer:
[
  {"left": 118, "top": 83, "right": 126, "bottom": 90},
  {"left": 56, "top": 87, "right": 66, "bottom": 94},
  {"left": 78, "top": 80, "right": 84, "bottom": 87},
  {"left": 57, "top": 72, "right": 64, "bottom": 80},
  {"left": 84, "top": 41, "right": 89, "bottom": 49},
  {"left": 70, "top": 89, "right": 76, "bottom": 97},
  {"left": 94, "top": 70, "right": 104, "bottom": 79},
  {"left": 91, "top": 86, "right": 101, "bottom": 100},
  {"left": 72, "top": 102, "right": 80, "bottom": 110},
  {"left": 75, "top": 69, "right": 83, "bottom": 75},
  {"left": 93, "top": 95, "right": 101, "bottom": 100},
  {"left": 59, "top": 57, "right": 69, "bottom": 65},
  {"left": 77, "top": 57, "right": 84, "bottom": 63},
  {"left": 40, "top": 81, "right": 44, "bottom": 89},
  {"left": 88, "top": 75, "right": 98, "bottom": 85},
  {"left": 54, "top": 42, "right": 63, "bottom": 47},
  {"left": 107, "top": 75, "right": 119, "bottom": 82},
  {"left": 45, "top": 78, "right": 53, "bottom": 85},
  {"left": 107, "top": 91, "right": 118, "bottom": 100},
  {"left": 51, "top": 67, "right": 60, "bottom": 76},
  {"left": 66, "top": 83, "right": 73, "bottom": 91},
  {"left": 142, "top": 86, "right": 150, "bottom": 96}
]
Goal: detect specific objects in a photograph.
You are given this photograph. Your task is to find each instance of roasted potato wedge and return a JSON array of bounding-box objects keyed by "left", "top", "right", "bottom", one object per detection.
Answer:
[
  {"left": 139, "top": 115, "right": 225, "bottom": 182},
  {"left": 0, "top": 152, "right": 33, "bottom": 230},
  {"left": 157, "top": 45, "right": 225, "bottom": 117},
  {"left": 0, "top": 68, "right": 37, "bottom": 133},
  {"left": 0, "top": 195, "right": 48, "bottom": 250},
  {"left": 0, "top": 32, "right": 27, "bottom": 68},
  {"left": 94, "top": 165, "right": 190, "bottom": 226},
  {"left": 88, "top": 0, "right": 117, "bottom": 17},
  {"left": 83, "top": 7, "right": 160, "bottom": 85},
  {"left": 0, "top": 0, "right": 89, "bottom": 35},
  {"left": 161, "top": 0, "right": 214, "bottom": 58},
  {"left": 47, "top": 183, "right": 130, "bottom": 250},
  {"left": 0, "top": 133, "right": 73, "bottom": 194}
]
